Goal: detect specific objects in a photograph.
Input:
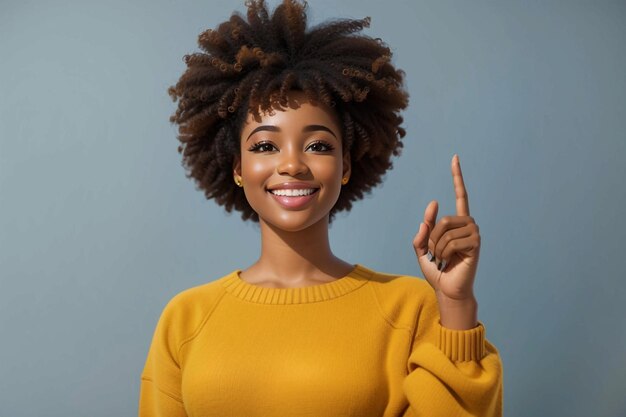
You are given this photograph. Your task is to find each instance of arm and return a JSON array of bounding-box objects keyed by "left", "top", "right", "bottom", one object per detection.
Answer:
[
  {"left": 437, "top": 293, "right": 478, "bottom": 330},
  {"left": 405, "top": 154, "right": 503, "bottom": 415},
  {"left": 138, "top": 300, "right": 188, "bottom": 417},
  {"left": 402, "top": 287, "right": 503, "bottom": 416},
  {"left": 139, "top": 377, "right": 187, "bottom": 417}
]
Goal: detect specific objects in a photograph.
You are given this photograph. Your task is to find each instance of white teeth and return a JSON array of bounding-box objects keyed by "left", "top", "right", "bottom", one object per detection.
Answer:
[{"left": 269, "top": 188, "right": 317, "bottom": 197}]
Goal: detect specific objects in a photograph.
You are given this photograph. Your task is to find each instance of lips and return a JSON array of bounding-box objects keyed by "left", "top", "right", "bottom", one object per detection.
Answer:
[
  {"left": 266, "top": 182, "right": 320, "bottom": 191},
  {"left": 267, "top": 188, "right": 319, "bottom": 209}
]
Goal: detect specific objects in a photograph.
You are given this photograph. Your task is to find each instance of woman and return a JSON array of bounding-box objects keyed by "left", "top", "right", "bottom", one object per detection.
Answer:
[{"left": 139, "top": 1, "right": 503, "bottom": 416}]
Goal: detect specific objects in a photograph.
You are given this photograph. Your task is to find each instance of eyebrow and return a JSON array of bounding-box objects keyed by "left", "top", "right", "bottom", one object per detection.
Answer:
[{"left": 246, "top": 125, "right": 338, "bottom": 141}]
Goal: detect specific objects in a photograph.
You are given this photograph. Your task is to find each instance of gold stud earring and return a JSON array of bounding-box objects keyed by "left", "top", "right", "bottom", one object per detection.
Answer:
[
  {"left": 341, "top": 177, "right": 349, "bottom": 185},
  {"left": 234, "top": 176, "right": 243, "bottom": 187}
]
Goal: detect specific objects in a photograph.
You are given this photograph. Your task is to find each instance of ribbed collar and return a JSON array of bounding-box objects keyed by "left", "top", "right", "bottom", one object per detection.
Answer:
[{"left": 220, "top": 264, "right": 372, "bottom": 305}]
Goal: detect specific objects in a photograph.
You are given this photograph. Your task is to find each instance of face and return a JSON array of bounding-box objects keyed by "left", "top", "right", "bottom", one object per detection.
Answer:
[{"left": 234, "top": 91, "right": 350, "bottom": 232}]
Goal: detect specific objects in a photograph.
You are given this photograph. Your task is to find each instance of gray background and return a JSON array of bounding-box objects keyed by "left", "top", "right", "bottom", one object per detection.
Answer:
[{"left": 1, "top": 0, "right": 625, "bottom": 416}]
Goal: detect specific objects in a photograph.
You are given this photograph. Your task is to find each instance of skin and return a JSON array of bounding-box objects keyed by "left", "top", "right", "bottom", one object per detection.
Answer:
[
  {"left": 412, "top": 154, "right": 480, "bottom": 330},
  {"left": 233, "top": 92, "right": 480, "bottom": 330},
  {"left": 232, "top": 91, "right": 354, "bottom": 287}
]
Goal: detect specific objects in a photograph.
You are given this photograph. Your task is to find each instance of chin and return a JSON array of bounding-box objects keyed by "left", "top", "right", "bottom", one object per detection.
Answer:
[{"left": 260, "top": 211, "right": 329, "bottom": 232}]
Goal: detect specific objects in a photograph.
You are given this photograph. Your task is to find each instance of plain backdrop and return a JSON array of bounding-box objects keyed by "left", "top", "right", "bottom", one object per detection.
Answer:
[{"left": 1, "top": 1, "right": 625, "bottom": 416}]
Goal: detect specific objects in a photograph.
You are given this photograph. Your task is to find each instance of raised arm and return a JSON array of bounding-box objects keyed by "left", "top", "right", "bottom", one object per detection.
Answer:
[{"left": 406, "top": 154, "right": 503, "bottom": 415}]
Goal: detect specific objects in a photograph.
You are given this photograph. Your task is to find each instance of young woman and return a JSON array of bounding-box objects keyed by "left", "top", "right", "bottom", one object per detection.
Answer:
[{"left": 139, "top": 1, "right": 503, "bottom": 416}]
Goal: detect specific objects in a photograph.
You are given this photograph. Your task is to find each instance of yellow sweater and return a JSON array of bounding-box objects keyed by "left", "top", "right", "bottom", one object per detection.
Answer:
[{"left": 139, "top": 264, "right": 503, "bottom": 416}]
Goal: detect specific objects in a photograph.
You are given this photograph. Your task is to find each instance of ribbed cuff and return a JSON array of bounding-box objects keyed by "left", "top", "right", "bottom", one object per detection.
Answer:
[{"left": 437, "top": 321, "right": 486, "bottom": 362}]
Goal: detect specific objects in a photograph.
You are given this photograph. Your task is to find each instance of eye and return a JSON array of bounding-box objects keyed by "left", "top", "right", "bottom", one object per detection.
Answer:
[
  {"left": 248, "top": 141, "right": 277, "bottom": 153},
  {"left": 306, "top": 140, "right": 335, "bottom": 153}
]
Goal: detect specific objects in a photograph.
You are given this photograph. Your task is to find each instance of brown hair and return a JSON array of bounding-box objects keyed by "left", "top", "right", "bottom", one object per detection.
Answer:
[{"left": 167, "top": 0, "right": 409, "bottom": 223}]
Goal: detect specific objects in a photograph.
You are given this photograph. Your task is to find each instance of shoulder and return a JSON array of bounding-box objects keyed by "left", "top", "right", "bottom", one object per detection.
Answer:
[
  {"left": 362, "top": 264, "right": 434, "bottom": 299},
  {"left": 165, "top": 272, "right": 230, "bottom": 313},
  {"left": 360, "top": 265, "right": 439, "bottom": 329},
  {"left": 151, "top": 271, "right": 233, "bottom": 347}
]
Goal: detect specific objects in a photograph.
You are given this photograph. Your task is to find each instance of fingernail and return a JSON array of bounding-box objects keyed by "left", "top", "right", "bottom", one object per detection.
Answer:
[
  {"left": 441, "top": 259, "right": 447, "bottom": 270},
  {"left": 427, "top": 251, "right": 434, "bottom": 262}
]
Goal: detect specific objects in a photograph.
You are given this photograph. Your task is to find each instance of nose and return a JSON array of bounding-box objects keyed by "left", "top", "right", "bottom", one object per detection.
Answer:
[{"left": 277, "top": 146, "right": 310, "bottom": 177}]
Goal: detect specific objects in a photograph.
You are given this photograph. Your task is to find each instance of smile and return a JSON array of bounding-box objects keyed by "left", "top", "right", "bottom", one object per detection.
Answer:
[
  {"left": 268, "top": 188, "right": 318, "bottom": 196},
  {"left": 267, "top": 188, "right": 320, "bottom": 209}
]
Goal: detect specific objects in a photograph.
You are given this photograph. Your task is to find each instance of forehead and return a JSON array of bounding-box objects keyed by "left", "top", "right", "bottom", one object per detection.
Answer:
[{"left": 241, "top": 91, "right": 341, "bottom": 133}]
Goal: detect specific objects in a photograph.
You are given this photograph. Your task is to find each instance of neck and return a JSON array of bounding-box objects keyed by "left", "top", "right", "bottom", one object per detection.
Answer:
[{"left": 253, "top": 215, "right": 340, "bottom": 282}]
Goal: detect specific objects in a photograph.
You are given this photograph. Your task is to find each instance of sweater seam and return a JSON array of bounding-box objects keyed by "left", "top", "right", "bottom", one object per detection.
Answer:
[
  {"left": 407, "top": 300, "right": 424, "bottom": 356},
  {"left": 141, "top": 376, "right": 184, "bottom": 403},
  {"left": 177, "top": 288, "right": 228, "bottom": 362},
  {"left": 367, "top": 282, "right": 412, "bottom": 332}
]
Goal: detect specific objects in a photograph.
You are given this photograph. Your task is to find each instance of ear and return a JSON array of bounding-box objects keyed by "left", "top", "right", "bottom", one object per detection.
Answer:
[
  {"left": 233, "top": 155, "right": 241, "bottom": 178},
  {"left": 342, "top": 150, "right": 351, "bottom": 180}
]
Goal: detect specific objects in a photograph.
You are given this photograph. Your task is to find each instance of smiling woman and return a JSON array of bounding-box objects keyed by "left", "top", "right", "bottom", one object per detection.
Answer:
[
  {"left": 139, "top": 1, "right": 503, "bottom": 416},
  {"left": 166, "top": 1, "right": 407, "bottom": 225}
]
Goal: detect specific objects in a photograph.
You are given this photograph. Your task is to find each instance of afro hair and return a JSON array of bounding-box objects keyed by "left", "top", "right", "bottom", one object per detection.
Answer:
[{"left": 167, "top": 0, "right": 409, "bottom": 223}]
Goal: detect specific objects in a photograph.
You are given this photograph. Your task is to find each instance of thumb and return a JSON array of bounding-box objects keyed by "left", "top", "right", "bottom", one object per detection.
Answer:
[
  {"left": 413, "top": 222, "right": 439, "bottom": 282},
  {"left": 412, "top": 222, "right": 430, "bottom": 258}
]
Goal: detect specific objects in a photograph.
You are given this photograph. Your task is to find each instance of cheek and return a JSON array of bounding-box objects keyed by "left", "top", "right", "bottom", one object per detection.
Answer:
[
  {"left": 241, "top": 155, "right": 272, "bottom": 181},
  {"left": 311, "top": 157, "right": 343, "bottom": 184},
  {"left": 249, "top": 160, "right": 271, "bottom": 176}
]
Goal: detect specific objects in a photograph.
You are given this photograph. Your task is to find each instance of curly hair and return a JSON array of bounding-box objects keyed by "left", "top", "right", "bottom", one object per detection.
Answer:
[{"left": 167, "top": 0, "right": 409, "bottom": 223}]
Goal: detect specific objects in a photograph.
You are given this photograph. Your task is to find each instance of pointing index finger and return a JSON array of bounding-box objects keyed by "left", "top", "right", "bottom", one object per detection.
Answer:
[{"left": 452, "top": 154, "right": 470, "bottom": 216}]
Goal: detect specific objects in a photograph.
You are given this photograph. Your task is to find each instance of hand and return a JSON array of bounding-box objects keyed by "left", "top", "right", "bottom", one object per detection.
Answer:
[{"left": 412, "top": 154, "right": 481, "bottom": 302}]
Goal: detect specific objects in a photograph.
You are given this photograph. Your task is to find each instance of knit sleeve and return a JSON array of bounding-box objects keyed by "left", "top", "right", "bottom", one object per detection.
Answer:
[
  {"left": 138, "top": 298, "right": 188, "bottom": 417},
  {"left": 402, "top": 287, "right": 503, "bottom": 417}
]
